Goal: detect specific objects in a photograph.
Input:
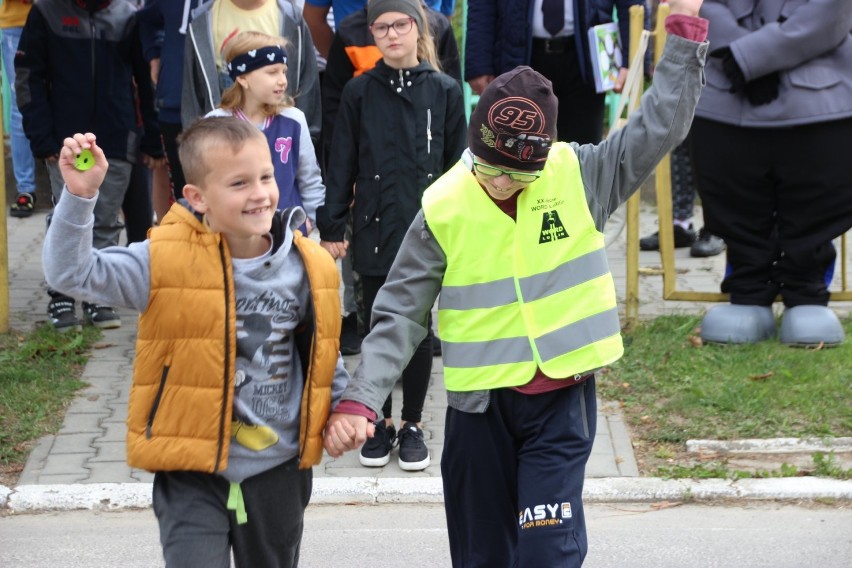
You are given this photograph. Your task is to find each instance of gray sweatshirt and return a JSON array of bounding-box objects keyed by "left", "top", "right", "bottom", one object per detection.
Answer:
[
  {"left": 43, "top": 196, "right": 349, "bottom": 482},
  {"left": 341, "top": 32, "right": 709, "bottom": 416}
]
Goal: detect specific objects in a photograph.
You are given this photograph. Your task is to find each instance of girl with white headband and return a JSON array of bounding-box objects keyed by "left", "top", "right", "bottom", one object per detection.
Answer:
[{"left": 207, "top": 31, "right": 325, "bottom": 233}]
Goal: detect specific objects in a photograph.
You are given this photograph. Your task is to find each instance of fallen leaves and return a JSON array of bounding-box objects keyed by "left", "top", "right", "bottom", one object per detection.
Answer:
[
  {"left": 748, "top": 372, "right": 774, "bottom": 381},
  {"left": 650, "top": 501, "right": 683, "bottom": 511}
]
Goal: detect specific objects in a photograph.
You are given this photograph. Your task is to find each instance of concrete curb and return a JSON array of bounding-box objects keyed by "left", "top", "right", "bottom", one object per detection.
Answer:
[
  {"left": 3, "top": 477, "right": 851, "bottom": 513},
  {"left": 687, "top": 437, "right": 852, "bottom": 454}
]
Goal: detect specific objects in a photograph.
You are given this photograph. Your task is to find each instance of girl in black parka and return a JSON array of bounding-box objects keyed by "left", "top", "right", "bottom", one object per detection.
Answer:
[{"left": 316, "top": 0, "right": 466, "bottom": 471}]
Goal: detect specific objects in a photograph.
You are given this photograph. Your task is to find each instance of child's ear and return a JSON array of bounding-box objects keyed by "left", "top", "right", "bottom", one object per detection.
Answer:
[{"left": 182, "top": 184, "right": 208, "bottom": 213}]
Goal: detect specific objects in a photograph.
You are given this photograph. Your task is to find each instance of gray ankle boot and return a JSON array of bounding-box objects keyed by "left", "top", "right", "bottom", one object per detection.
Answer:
[{"left": 700, "top": 304, "right": 776, "bottom": 344}]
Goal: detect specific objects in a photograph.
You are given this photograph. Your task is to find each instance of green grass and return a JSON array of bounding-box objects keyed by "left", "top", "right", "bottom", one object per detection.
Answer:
[
  {"left": 599, "top": 315, "right": 852, "bottom": 478},
  {"left": 0, "top": 325, "right": 101, "bottom": 468},
  {"left": 600, "top": 315, "right": 852, "bottom": 442}
]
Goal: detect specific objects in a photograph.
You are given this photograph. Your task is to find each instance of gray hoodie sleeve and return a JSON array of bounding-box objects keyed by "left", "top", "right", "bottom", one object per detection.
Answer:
[
  {"left": 579, "top": 33, "right": 708, "bottom": 231},
  {"left": 43, "top": 189, "right": 152, "bottom": 312}
]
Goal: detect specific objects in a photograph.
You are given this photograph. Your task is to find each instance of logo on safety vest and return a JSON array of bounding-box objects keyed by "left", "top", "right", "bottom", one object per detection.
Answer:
[{"left": 539, "top": 210, "right": 568, "bottom": 243}]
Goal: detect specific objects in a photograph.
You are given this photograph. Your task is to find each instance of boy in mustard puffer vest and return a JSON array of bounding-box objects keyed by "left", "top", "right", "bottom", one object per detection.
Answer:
[{"left": 43, "top": 117, "right": 349, "bottom": 568}]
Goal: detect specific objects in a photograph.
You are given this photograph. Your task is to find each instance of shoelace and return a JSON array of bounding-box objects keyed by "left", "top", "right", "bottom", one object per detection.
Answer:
[
  {"left": 85, "top": 304, "right": 114, "bottom": 315},
  {"left": 396, "top": 426, "right": 421, "bottom": 446},
  {"left": 50, "top": 300, "right": 75, "bottom": 313}
]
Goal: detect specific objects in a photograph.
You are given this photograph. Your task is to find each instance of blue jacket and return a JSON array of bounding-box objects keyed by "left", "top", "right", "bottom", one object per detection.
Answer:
[
  {"left": 15, "top": 0, "right": 161, "bottom": 161},
  {"left": 137, "top": 0, "right": 204, "bottom": 125},
  {"left": 464, "top": 0, "right": 643, "bottom": 84}
]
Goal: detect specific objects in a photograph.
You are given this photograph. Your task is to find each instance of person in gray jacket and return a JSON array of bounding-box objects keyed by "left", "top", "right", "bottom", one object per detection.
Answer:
[
  {"left": 691, "top": 0, "right": 852, "bottom": 346},
  {"left": 323, "top": 0, "right": 708, "bottom": 565},
  {"left": 182, "top": 0, "right": 322, "bottom": 142}
]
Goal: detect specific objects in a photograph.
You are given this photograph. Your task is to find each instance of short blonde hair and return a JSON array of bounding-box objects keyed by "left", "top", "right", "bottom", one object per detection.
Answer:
[
  {"left": 220, "top": 31, "right": 294, "bottom": 115},
  {"left": 178, "top": 117, "right": 267, "bottom": 186}
]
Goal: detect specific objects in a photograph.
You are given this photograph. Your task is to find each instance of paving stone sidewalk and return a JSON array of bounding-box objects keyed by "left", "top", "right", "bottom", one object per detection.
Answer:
[{"left": 4, "top": 205, "right": 852, "bottom": 497}]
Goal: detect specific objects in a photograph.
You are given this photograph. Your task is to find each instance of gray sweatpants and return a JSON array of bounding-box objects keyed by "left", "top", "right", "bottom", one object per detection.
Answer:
[{"left": 152, "top": 458, "right": 312, "bottom": 568}]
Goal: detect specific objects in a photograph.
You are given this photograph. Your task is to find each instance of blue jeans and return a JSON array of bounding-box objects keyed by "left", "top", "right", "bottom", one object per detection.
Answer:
[{"left": 1, "top": 27, "right": 36, "bottom": 195}]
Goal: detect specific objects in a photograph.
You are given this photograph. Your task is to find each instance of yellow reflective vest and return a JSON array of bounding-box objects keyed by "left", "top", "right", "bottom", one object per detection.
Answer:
[{"left": 421, "top": 143, "right": 623, "bottom": 391}]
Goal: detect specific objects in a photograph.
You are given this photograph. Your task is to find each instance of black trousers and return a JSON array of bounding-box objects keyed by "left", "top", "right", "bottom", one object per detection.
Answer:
[
  {"left": 442, "top": 381, "right": 596, "bottom": 567},
  {"left": 361, "top": 274, "right": 433, "bottom": 424},
  {"left": 531, "top": 37, "right": 606, "bottom": 144},
  {"left": 691, "top": 117, "right": 852, "bottom": 306},
  {"left": 153, "top": 458, "right": 311, "bottom": 568}
]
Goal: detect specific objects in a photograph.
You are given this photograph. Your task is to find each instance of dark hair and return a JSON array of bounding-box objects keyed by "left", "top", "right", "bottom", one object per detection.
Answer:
[{"left": 178, "top": 117, "right": 266, "bottom": 186}]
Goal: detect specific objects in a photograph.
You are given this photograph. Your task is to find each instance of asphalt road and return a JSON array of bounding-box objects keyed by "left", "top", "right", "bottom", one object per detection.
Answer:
[{"left": 2, "top": 501, "right": 851, "bottom": 567}]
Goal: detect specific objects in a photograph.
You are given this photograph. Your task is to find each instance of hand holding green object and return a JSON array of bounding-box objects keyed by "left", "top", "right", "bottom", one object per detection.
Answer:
[{"left": 74, "top": 149, "right": 95, "bottom": 171}]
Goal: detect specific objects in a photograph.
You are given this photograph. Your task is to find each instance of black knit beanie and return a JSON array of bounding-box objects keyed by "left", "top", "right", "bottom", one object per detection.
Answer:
[
  {"left": 367, "top": 0, "right": 423, "bottom": 32},
  {"left": 468, "top": 66, "right": 557, "bottom": 172}
]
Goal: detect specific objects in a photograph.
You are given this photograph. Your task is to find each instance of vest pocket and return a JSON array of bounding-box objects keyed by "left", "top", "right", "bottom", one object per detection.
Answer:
[{"left": 146, "top": 365, "right": 170, "bottom": 439}]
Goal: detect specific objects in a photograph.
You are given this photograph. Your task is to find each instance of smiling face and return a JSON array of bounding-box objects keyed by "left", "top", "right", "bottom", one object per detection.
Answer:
[
  {"left": 371, "top": 11, "right": 419, "bottom": 69},
  {"left": 237, "top": 62, "right": 288, "bottom": 108},
  {"left": 184, "top": 136, "right": 279, "bottom": 258},
  {"left": 472, "top": 156, "right": 537, "bottom": 201}
]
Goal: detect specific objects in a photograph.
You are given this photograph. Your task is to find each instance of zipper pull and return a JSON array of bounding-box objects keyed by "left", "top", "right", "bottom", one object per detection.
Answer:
[{"left": 427, "top": 109, "right": 432, "bottom": 154}]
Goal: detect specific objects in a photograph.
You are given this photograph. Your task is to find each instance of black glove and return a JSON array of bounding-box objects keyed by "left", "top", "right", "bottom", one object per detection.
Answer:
[
  {"left": 716, "top": 47, "right": 746, "bottom": 93},
  {"left": 715, "top": 47, "right": 781, "bottom": 106},
  {"left": 743, "top": 72, "right": 781, "bottom": 106}
]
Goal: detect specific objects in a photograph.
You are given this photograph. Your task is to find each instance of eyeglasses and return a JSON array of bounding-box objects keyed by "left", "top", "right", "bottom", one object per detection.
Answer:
[
  {"left": 370, "top": 17, "right": 415, "bottom": 39},
  {"left": 472, "top": 160, "right": 542, "bottom": 183}
]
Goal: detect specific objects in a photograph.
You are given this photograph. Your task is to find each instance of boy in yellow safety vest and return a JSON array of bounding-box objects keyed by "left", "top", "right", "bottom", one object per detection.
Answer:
[{"left": 324, "top": 0, "right": 708, "bottom": 565}]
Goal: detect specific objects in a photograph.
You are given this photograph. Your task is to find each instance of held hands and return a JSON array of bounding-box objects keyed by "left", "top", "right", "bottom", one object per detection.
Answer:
[
  {"left": 59, "top": 133, "right": 108, "bottom": 199},
  {"left": 323, "top": 413, "right": 375, "bottom": 458},
  {"left": 320, "top": 239, "right": 349, "bottom": 260}
]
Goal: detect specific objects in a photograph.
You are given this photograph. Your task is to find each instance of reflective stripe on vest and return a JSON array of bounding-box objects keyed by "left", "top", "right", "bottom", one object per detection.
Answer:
[{"left": 422, "top": 143, "right": 623, "bottom": 391}]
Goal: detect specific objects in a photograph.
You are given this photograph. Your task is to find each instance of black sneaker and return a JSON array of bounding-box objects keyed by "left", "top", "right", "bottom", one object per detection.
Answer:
[
  {"left": 340, "top": 312, "right": 362, "bottom": 355},
  {"left": 639, "top": 224, "right": 696, "bottom": 251},
  {"left": 81, "top": 302, "right": 121, "bottom": 329},
  {"left": 10, "top": 192, "right": 34, "bottom": 218},
  {"left": 359, "top": 421, "right": 396, "bottom": 467},
  {"left": 47, "top": 295, "right": 82, "bottom": 333},
  {"left": 397, "top": 422, "right": 430, "bottom": 471},
  {"left": 690, "top": 228, "right": 725, "bottom": 258}
]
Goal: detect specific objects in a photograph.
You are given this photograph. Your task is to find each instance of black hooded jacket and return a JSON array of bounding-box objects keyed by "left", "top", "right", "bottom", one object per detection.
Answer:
[
  {"left": 15, "top": 0, "right": 161, "bottom": 161},
  {"left": 316, "top": 60, "right": 466, "bottom": 276}
]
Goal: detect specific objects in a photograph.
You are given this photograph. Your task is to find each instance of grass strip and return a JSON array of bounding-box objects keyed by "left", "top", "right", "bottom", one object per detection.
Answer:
[{"left": 0, "top": 326, "right": 101, "bottom": 470}]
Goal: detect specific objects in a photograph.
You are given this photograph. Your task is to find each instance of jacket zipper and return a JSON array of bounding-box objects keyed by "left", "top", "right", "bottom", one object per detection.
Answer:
[
  {"left": 215, "top": 239, "right": 231, "bottom": 472},
  {"left": 297, "top": 236, "right": 313, "bottom": 463},
  {"left": 145, "top": 365, "right": 170, "bottom": 439},
  {"left": 427, "top": 108, "right": 432, "bottom": 155}
]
